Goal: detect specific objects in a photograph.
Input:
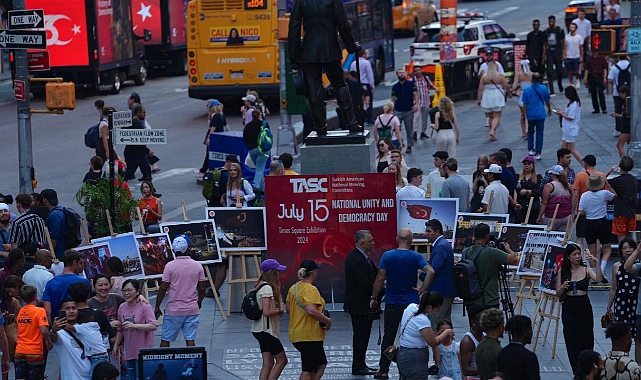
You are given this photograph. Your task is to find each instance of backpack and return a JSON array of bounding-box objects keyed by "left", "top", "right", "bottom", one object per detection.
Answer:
[
  {"left": 377, "top": 115, "right": 396, "bottom": 139},
  {"left": 257, "top": 121, "right": 273, "bottom": 155},
  {"left": 452, "top": 245, "right": 487, "bottom": 301},
  {"left": 202, "top": 168, "right": 224, "bottom": 201},
  {"left": 84, "top": 123, "right": 100, "bottom": 149},
  {"left": 242, "top": 283, "right": 270, "bottom": 320},
  {"left": 62, "top": 207, "right": 82, "bottom": 249},
  {"left": 615, "top": 63, "right": 630, "bottom": 89}
]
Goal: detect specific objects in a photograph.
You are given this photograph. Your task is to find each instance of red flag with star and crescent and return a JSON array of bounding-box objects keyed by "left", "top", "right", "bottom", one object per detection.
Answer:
[
  {"left": 27, "top": 0, "right": 89, "bottom": 66},
  {"left": 132, "top": 0, "right": 162, "bottom": 45}
]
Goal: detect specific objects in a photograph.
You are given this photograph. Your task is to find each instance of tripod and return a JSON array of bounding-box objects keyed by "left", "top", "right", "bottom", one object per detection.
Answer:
[{"left": 497, "top": 264, "right": 515, "bottom": 321}]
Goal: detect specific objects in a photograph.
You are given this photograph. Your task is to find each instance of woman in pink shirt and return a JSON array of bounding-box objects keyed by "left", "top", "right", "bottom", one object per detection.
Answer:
[{"left": 113, "top": 279, "right": 157, "bottom": 380}]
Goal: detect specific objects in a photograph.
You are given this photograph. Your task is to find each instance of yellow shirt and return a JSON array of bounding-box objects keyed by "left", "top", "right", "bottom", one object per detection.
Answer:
[
  {"left": 284, "top": 169, "right": 299, "bottom": 175},
  {"left": 286, "top": 281, "right": 326, "bottom": 343}
]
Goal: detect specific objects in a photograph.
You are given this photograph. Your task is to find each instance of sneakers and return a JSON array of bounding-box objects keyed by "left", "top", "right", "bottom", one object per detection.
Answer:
[
  {"left": 534, "top": 154, "right": 541, "bottom": 160},
  {"left": 602, "top": 110, "right": 607, "bottom": 114},
  {"left": 574, "top": 81, "right": 580, "bottom": 89},
  {"left": 613, "top": 131, "right": 621, "bottom": 137},
  {"left": 412, "top": 132, "right": 417, "bottom": 141},
  {"left": 528, "top": 150, "right": 535, "bottom": 156},
  {"left": 405, "top": 147, "right": 412, "bottom": 154},
  {"left": 420, "top": 132, "right": 429, "bottom": 139},
  {"left": 592, "top": 110, "right": 600, "bottom": 114}
]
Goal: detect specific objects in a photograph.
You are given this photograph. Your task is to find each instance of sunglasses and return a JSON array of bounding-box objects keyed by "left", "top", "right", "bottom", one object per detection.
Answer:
[{"left": 378, "top": 143, "right": 386, "bottom": 147}]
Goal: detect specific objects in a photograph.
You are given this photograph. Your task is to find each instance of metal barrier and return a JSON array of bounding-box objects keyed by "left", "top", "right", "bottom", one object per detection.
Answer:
[{"left": 440, "top": 56, "right": 482, "bottom": 100}]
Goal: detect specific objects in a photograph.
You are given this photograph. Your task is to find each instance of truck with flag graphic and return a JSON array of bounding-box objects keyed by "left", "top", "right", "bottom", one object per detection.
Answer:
[
  {"left": 25, "top": 0, "right": 151, "bottom": 94},
  {"left": 132, "top": 0, "right": 188, "bottom": 75}
]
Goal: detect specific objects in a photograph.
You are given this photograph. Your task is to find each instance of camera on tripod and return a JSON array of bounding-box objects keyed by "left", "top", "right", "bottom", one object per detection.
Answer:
[{"left": 487, "top": 236, "right": 508, "bottom": 252}]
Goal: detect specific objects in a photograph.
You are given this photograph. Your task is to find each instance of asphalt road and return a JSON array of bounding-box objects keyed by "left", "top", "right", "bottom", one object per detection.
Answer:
[{"left": 0, "top": 0, "right": 572, "bottom": 225}]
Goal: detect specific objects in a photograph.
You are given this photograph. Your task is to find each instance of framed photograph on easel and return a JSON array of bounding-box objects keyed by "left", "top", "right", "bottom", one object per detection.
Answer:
[
  {"left": 160, "top": 220, "right": 222, "bottom": 264},
  {"left": 453, "top": 213, "right": 508, "bottom": 253},
  {"left": 93, "top": 232, "right": 143, "bottom": 278},
  {"left": 134, "top": 233, "right": 175, "bottom": 278},
  {"left": 205, "top": 207, "right": 267, "bottom": 251}
]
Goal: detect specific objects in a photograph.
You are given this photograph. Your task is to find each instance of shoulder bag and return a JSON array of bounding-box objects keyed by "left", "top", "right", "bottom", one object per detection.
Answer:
[
  {"left": 383, "top": 314, "right": 415, "bottom": 362},
  {"left": 294, "top": 282, "right": 330, "bottom": 328}
]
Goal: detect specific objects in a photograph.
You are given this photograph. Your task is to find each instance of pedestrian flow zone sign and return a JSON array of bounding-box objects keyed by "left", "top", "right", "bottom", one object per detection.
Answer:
[{"left": 114, "top": 129, "right": 167, "bottom": 145}]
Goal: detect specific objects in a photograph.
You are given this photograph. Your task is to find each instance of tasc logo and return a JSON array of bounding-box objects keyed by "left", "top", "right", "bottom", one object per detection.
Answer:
[{"left": 290, "top": 178, "right": 328, "bottom": 193}]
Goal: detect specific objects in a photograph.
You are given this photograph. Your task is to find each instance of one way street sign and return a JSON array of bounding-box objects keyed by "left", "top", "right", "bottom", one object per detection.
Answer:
[
  {"left": 0, "top": 30, "right": 46, "bottom": 49},
  {"left": 8, "top": 10, "right": 44, "bottom": 29}
]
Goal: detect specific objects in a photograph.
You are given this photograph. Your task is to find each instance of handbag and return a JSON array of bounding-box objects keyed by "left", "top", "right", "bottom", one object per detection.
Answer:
[
  {"left": 294, "top": 282, "right": 330, "bottom": 328},
  {"left": 383, "top": 314, "right": 415, "bottom": 363},
  {"left": 3, "top": 303, "right": 18, "bottom": 357},
  {"left": 601, "top": 311, "right": 614, "bottom": 329}
]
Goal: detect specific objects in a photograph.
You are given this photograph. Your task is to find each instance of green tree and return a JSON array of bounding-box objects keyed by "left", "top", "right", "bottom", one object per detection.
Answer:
[{"left": 75, "top": 178, "right": 138, "bottom": 238}]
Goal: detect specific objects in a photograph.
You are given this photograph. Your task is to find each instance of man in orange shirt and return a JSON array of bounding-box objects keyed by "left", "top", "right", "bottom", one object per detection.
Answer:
[
  {"left": 572, "top": 155, "right": 606, "bottom": 249},
  {"left": 15, "top": 284, "right": 50, "bottom": 380}
]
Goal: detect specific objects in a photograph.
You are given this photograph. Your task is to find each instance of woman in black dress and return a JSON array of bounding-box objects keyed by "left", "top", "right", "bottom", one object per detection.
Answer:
[
  {"left": 606, "top": 238, "right": 639, "bottom": 342},
  {"left": 556, "top": 243, "right": 602, "bottom": 374}
]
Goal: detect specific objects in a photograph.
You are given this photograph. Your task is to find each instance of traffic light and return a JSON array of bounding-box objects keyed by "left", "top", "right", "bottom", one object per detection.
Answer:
[
  {"left": 45, "top": 82, "right": 76, "bottom": 110},
  {"left": 591, "top": 30, "right": 616, "bottom": 54}
]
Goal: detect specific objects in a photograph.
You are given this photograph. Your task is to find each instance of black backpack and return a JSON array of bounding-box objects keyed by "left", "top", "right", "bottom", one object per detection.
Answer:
[
  {"left": 242, "top": 283, "right": 270, "bottom": 320},
  {"left": 615, "top": 63, "right": 630, "bottom": 89},
  {"left": 453, "top": 245, "right": 487, "bottom": 301},
  {"left": 62, "top": 207, "right": 82, "bottom": 249}
]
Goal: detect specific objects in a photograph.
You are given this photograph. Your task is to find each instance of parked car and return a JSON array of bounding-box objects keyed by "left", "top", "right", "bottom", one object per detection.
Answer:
[
  {"left": 392, "top": 0, "right": 438, "bottom": 36},
  {"left": 409, "top": 14, "right": 517, "bottom": 67}
]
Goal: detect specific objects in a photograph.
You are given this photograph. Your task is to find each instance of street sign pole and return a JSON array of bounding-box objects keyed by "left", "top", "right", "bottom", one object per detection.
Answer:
[
  {"left": 14, "top": 0, "right": 33, "bottom": 194},
  {"left": 627, "top": 0, "right": 641, "bottom": 177},
  {"left": 108, "top": 110, "right": 116, "bottom": 230}
]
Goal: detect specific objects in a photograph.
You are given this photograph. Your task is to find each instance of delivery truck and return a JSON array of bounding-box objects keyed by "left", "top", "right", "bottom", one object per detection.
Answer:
[
  {"left": 133, "top": 0, "right": 188, "bottom": 75},
  {"left": 26, "top": 0, "right": 151, "bottom": 94}
]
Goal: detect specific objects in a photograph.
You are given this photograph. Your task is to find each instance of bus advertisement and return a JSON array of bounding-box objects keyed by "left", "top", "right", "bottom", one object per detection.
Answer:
[{"left": 187, "top": 0, "right": 394, "bottom": 100}]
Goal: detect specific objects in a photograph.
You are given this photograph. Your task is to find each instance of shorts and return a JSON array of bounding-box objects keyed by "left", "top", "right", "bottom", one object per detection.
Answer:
[
  {"left": 293, "top": 341, "right": 328, "bottom": 373},
  {"left": 14, "top": 353, "right": 44, "bottom": 380},
  {"left": 612, "top": 216, "right": 637, "bottom": 236},
  {"left": 565, "top": 58, "right": 580, "bottom": 71},
  {"left": 484, "top": 107, "right": 503, "bottom": 113},
  {"left": 584, "top": 217, "right": 611, "bottom": 245},
  {"left": 576, "top": 214, "right": 586, "bottom": 238},
  {"left": 562, "top": 134, "right": 577, "bottom": 143},
  {"left": 161, "top": 314, "right": 200, "bottom": 342},
  {"left": 620, "top": 121, "right": 631, "bottom": 134},
  {"left": 252, "top": 331, "right": 285, "bottom": 355}
]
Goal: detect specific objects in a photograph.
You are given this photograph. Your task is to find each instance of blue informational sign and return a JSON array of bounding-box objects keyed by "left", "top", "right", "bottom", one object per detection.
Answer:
[{"left": 628, "top": 28, "right": 641, "bottom": 54}]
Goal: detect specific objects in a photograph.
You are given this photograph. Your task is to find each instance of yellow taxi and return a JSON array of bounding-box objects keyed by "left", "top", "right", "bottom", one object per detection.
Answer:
[{"left": 392, "top": 0, "right": 438, "bottom": 36}]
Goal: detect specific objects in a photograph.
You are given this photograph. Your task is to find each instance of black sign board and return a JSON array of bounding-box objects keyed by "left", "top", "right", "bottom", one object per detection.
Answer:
[{"left": 7, "top": 10, "right": 44, "bottom": 30}]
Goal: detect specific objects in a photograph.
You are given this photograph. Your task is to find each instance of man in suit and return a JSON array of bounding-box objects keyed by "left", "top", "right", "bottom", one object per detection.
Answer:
[
  {"left": 424, "top": 219, "right": 456, "bottom": 325},
  {"left": 345, "top": 230, "right": 379, "bottom": 376},
  {"left": 288, "top": 0, "right": 361, "bottom": 135}
]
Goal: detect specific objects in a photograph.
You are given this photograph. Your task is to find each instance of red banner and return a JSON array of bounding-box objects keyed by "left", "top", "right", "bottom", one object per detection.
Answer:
[
  {"left": 29, "top": 0, "right": 89, "bottom": 66},
  {"left": 97, "top": 0, "right": 134, "bottom": 63},
  {"left": 265, "top": 174, "right": 398, "bottom": 302}
]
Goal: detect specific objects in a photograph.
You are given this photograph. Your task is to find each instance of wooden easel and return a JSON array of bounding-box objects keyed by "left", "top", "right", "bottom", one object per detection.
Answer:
[
  {"left": 425, "top": 183, "right": 432, "bottom": 198},
  {"left": 80, "top": 217, "right": 92, "bottom": 246},
  {"left": 226, "top": 250, "right": 262, "bottom": 316},
  {"left": 545, "top": 204, "right": 560, "bottom": 232},
  {"left": 521, "top": 198, "right": 534, "bottom": 225},
  {"left": 514, "top": 274, "right": 541, "bottom": 315},
  {"left": 532, "top": 292, "right": 561, "bottom": 358},
  {"left": 411, "top": 242, "right": 432, "bottom": 261}
]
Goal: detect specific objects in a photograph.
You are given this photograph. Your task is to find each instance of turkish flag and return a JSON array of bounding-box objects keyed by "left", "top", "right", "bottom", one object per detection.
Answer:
[
  {"left": 406, "top": 204, "right": 433, "bottom": 220},
  {"left": 132, "top": 0, "right": 162, "bottom": 45},
  {"left": 27, "top": 0, "right": 89, "bottom": 66}
]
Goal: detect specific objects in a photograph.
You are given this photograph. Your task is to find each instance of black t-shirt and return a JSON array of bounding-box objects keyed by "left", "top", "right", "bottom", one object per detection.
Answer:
[
  {"left": 496, "top": 343, "right": 541, "bottom": 380},
  {"left": 83, "top": 171, "right": 104, "bottom": 184},
  {"left": 526, "top": 31, "right": 547, "bottom": 59},
  {"left": 545, "top": 27, "right": 565, "bottom": 56},
  {"left": 609, "top": 173, "right": 639, "bottom": 218},
  {"left": 209, "top": 113, "right": 227, "bottom": 133},
  {"left": 243, "top": 120, "right": 269, "bottom": 150}
]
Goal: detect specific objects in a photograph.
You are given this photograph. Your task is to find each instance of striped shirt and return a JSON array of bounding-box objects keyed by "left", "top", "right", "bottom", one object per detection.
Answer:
[
  {"left": 9, "top": 211, "right": 46, "bottom": 248},
  {"left": 414, "top": 76, "right": 433, "bottom": 108}
]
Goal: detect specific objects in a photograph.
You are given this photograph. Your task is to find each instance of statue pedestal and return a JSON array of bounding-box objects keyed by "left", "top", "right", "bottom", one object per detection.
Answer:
[{"left": 300, "top": 131, "right": 374, "bottom": 174}]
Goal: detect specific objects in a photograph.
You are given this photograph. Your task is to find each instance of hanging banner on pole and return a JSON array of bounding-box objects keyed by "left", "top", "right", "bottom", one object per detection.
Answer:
[{"left": 264, "top": 174, "right": 398, "bottom": 302}]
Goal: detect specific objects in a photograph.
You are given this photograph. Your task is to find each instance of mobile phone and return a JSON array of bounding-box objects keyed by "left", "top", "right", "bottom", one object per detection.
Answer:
[
  {"left": 57, "top": 310, "right": 66, "bottom": 320},
  {"left": 552, "top": 109, "right": 559, "bottom": 113}
]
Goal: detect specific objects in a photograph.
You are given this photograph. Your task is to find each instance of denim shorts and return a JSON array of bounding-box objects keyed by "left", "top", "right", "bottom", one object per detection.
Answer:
[
  {"left": 161, "top": 314, "right": 200, "bottom": 342},
  {"left": 14, "top": 353, "right": 44, "bottom": 380}
]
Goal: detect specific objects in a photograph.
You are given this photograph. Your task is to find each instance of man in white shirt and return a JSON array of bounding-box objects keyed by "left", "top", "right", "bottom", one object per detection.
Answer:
[
  {"left": 478, "top": 47, "right": 505, "bottom": 77},
  {"left": 482, "top": 164, "right": 510, "bottom": 214},
  {"left": 607, "top": 56, "right": 630, "bottom": 136},
  {"left": 571, "top": 8, "right": 592, "bottom": 48},
  {"left": 397, "top": 168, "right": 426, "bottom": 198},
  {"left": 349, "top": 50, "right": 375, "bottom": 125},
  {"left": 427, "top": 151, "right": 448, "bottom": 197},
  {"left": 22, "top": 249, "right": 54, "bottom": 301},
  {"left": 49, "top": 299, "right": 91, "bottom": 379},
  {"left": 564, "top": 23, "right": 584, "bottom": 89}
]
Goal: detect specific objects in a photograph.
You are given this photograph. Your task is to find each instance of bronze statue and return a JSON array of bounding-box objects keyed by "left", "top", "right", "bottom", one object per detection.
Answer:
[{"left": 288, "top": 0, "right": 362, "bottom": 136}]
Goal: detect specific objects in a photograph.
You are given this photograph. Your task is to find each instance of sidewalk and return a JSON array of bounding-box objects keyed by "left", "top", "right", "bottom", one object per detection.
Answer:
[{"left": 34, "top": 82, "right": 625, "bottom": 379}]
